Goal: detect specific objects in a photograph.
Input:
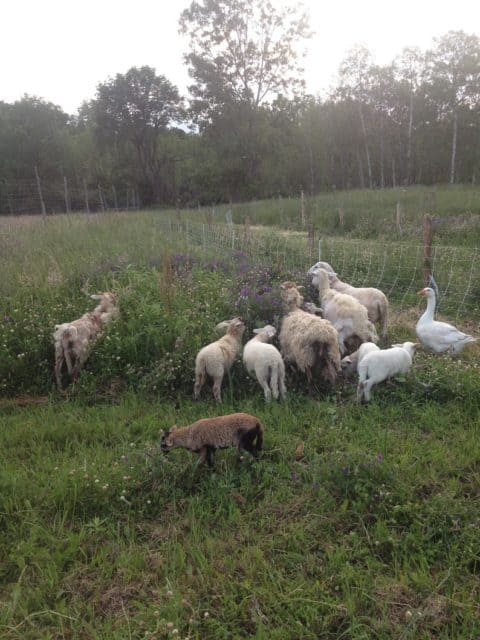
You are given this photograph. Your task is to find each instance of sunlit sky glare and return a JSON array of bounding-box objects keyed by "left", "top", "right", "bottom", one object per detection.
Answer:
[{"left": 2, "top": 0, "right": 479, "bottom": 115}]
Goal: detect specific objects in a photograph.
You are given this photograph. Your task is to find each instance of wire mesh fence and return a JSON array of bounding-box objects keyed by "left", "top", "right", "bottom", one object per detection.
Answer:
[{"left": 155, "top": 218, "right": 480, "bottom": 319}]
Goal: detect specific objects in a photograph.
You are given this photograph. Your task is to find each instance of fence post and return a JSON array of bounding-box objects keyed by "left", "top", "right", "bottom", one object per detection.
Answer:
[
  {"left": 63, "top": 176, "right": 71, "bottom": 215},
  {"left": 98, "top": 185, "right": 105, "bottom": 212},
  {"left": 338, "top": 206, "right": 344, "bottom": 229},
  {"left": 396, "top": 202, "right": 402, "bottom": 234},
  {"left": 300, "top": 190, "right": 305, "bottom": 227},
  {"left": 307, "top": 223, "right": 315, "bottom": 259},
  {"left": 244, "top": 215, "right": 251, "bottom": 242},
  {"left": 83, "top": 179, "right": 90, "bottom": 214},
  {"left": 231, "top": 228, "right": 235, "bottom": 251},
  {"left": 423, "top": 214, "right": 433, "bottom": 285},
  {"left": 112, "top": 185, "right": 118, "bottom": 212},
  {"left": 34, "top": 166, "right": 47, "bottom": 221},
  {"left": 318, "top": 237, "right": 322, "bottom": 261}
]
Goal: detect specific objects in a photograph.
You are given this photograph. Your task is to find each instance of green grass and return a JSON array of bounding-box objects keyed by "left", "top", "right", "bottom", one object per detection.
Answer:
[
  {"left": 1, "top": 359, "right": 479, "bottom": 638},
  {"left": 1, "top": 196, "right": 479, "bottom": 638},
  {"left": 191, "top": 184, "right": 480, "bottom": 246}
]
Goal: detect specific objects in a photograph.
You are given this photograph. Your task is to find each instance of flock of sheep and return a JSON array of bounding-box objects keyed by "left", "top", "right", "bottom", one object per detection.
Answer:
[{"left": 53, "top": 259, "right": 476, "bottom": 406}]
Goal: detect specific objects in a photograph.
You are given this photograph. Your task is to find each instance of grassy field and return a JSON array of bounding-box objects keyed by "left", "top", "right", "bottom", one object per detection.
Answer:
[
  {"left": 190, "top": 184, "right": 480, "bottom": 247},
  {"left": 1, "top": 197, "right": 479, "bottom": 638}
]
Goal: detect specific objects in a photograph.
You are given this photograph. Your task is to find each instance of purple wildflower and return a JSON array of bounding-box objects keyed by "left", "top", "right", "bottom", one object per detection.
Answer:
[
  {"left": 376, "top": 453, "right": 384, "bottom": 463},
  {"left": 121, "top": 455, "right": 129, "bottom": 463},
  {"left": 3, "top": 315, "right": 11, "bottom": 322}
]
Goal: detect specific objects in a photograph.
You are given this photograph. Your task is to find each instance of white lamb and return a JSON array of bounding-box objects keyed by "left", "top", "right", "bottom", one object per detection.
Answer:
[
  {"left": 243, "top": 325, "right": 287, "bottom": 402},
  {"left": 308, "top": 261, "right": 389, "bottom": 338},
  {"left": 356, "top": 341, "right": 418, "bottom": 403},
  {"left": 341, "top": 341, "right": 380, "bottom": 377},
  {"left": 194, "top": 317, "right": 245, "bottom": 402},
  {"left": 54, "top": 291, "right": 119, "bottom": 390},
  {"left": 312, "top": 268, "right": 378, "bottom": 355}
]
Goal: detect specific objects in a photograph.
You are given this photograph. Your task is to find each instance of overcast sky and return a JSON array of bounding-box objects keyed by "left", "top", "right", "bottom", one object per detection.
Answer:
[{"left": 2, "top": 0, "right": 479, "bottom": 114}]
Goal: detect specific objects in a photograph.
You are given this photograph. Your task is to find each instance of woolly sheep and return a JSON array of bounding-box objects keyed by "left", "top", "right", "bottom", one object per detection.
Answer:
[
  {"left": 312, "top": 268, "right": 378, "bottom": 355},
  {"left": 53, "top": 292, "right": 119, "bottom": 390},
  {"left": 160, "top": 413, "right": 264, "bottom": 468},
  {"left": 357, "top": 341, "right": 418, "bottom": 403},
  {"left": 341, "top": 341, "right": 380, "bottom": 377},
  {"left": 308, "top": 261, "right": 389, "bottom": 338},
  {"left": 279, "top": 281, "right": 341, "bottom": 386},
  {"left": 194, "top": 317, "right": 245, "bottom": 402},
  {"left": 243, "top": 325, "right": 287, "bottom": 402}
]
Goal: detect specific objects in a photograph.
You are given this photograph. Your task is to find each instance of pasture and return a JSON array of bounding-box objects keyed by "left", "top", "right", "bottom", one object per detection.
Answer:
[{"left": 1, "top": 197, "right": 480, "bottom": 639}]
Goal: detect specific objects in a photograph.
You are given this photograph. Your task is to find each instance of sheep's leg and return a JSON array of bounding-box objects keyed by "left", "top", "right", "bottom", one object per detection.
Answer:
[
  {"left": 54, "top": 345, "right": 65, "bottom": 389},
  {"left": 356, "top": 381, "right": 364, "bottom": 403},
  {"left": 71, "top": 351, "right": 89, "bottom": 381},
  {"left": 212, "top": 375, "right": 223, "bottom": 403},
  {"left": 362, "top": 379, "right": 374, "bottom": 402},
  {"left": 64, "top": 348, "right": 74, "bottom": 376},
  {"left": 269, "top": 366, "right": 279, "bottom": 401},
  {"left": 193, "top": 373, "right": 205, "bottom": 400},
  {"left": 205, "top": 447, "right": 215, "bottom": 468},
  {"left": 198, "top": 446, "right": 209, "bottom": 465},
  {"left": 279, "top": 373, "right": 287, "bottom": 400}
]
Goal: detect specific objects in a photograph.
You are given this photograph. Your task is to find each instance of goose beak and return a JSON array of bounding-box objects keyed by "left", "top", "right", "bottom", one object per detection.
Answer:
[{"left": 417, "top": 288, "right": 426, "bottom": 296}]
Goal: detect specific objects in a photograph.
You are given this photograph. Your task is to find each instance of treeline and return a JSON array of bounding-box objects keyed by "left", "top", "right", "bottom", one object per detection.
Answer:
[{"left": 0, "top": 0, "right": 479, "bottom": 213}]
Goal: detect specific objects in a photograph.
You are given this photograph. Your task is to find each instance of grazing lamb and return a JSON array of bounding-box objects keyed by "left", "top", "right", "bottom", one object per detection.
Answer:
[
  {"left": 160, "top": 413, "right": 264, "bottom": 468},
  {"left": 53, "top": 292, "right": 118, "bottom": 389},
  {"left": 243, "top": 325, "right": 287, "bottom": 402},
  {"left": 312, "top": 268, "right": 378, "bottom": 355},
  {"left": 308, "top": 261, "right": 389, "bottom": 338},
  {"left": 341, "top": 342, "right": 380, "bottom": 377},
  {"left": 194, "top": 317, "right": 245, "bottom": 402},
  {"left": 279, "top": 281, "right": 341, "bottom": 387},
  {"left": 356, "top": 341, "right": 418, "bottom": 403}
]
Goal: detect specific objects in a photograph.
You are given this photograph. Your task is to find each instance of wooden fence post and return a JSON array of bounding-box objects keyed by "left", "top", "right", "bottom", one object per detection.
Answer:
[
  {"left": 83, "top": 179, "right": 90, "bottom": 214},
  {"left": 98, "top": 185, "right": 105, "bottom": 212},
  {"left": 395, "top": 202, "right": 402, "bottom": 234},
  {"left": 308, "top": 223, "right": 315, "bottom": 259},
  {"left": 112, "top": 185, "right": 118, "bottom": 212},
  {"left": 423, "top": 214, "right": 433, "bottom": 285},
  {"left": 300, "top": 190, "right": 305, "bottom": 227},
  {"left": 338, "top": 206, "right": 345, "bottom": 229},
  {"left": 34, "top": 166, "right": 47, "bottom": 221},
  {"left": 63, "top": 176, "right": 71, "bottom": 215}
]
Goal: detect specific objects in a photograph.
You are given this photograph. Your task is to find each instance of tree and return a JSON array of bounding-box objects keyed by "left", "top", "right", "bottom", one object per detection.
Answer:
[
  {"left": 179, "top": 0, "right": 311, "bottom": 122},
  {"left": 425, "top": 31, "right": 480, "bottom": 184},
  {"left": 92, "top": 66, "right": 184, "bottom": 202},
  {"left": 336, "top": 46, "right": 375, "bottom": 188}
]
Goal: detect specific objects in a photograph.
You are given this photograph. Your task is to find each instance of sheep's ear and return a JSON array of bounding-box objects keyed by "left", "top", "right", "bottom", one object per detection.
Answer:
[
  {"left": 296, "top": 285, "right": 305, "bottom": 290},
  {"left": 391, "top": 343, "right": 401, "bottom": 348},
  {"left": 90, "top": 294, "right": 102, "bottom": 300},
  {"left": 215, "top": 320, "right": 230, "bottom": 331},
  {"left": 252, "top": 328, "right": 263, "bottom": 334},
  {"left": 342, "top": 357, "right": 352, "bottom": 365},
  {"left": 233, "top": 318, "right": 244, "bottom": 327}
]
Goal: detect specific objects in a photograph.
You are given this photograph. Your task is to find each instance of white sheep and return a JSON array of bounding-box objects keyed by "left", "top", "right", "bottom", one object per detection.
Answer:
[
  {"left": 341, "top": 341, "right": 380, "bottom": 377},
  {"left": 356, "top": 341, "right": 418, "bottom": 403},
  {"left": 308, "top": 261, "right": 389, "bottom": 338},
  {"left": 194, "top": 317, "right": 245, "bottom": 402},
  {"left": 243, "top": 325, "right": 287, "bottom": 402},
  {"left": 279, "top": 281, "right": 341, "bottom": 387},
  {"left": 53, "top": 292, "right": 119, "bottom": 390},
  {"left": 312, "top": 268, "right": 378, "bottom": 355}
]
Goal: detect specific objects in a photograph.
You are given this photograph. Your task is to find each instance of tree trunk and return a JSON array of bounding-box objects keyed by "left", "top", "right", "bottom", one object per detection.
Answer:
[
  {"left": 406, "top": 90, "right": 414, "bottom": 184},
  {"left": 358, "top": 103, "right": 373, "bottom": 189},
  {"left": 357, "top": 149, "right": 365, "bottom": 189},
  {"left": 379, "top": 124, "right": 385, "bottom": 189},
  {"left": 450, "top": 110, "right": 458, "bottom": 185},
  {"left": 391, "top": 156, "right": 397, "bottom": 189}
]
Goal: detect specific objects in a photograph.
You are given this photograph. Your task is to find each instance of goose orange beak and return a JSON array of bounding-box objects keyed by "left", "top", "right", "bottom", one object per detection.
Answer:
[{"left": 417, "top": 288, "right": 426, "bottom": 296}]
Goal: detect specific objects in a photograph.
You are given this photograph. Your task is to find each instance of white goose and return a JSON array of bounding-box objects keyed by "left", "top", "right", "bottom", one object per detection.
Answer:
[{"left": 416, "top": 287, "right": 477, "bottom": 354}]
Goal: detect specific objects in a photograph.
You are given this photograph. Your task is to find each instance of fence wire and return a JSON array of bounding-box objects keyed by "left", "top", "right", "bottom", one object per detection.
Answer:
[{"left": 155, "top": 219, "right": 480, "bottom": 319}]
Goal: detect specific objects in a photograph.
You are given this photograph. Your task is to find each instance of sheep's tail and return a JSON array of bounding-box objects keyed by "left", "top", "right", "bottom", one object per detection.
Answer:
[{"left": 254, "top": 421, "right": 264, "bottom": 452}]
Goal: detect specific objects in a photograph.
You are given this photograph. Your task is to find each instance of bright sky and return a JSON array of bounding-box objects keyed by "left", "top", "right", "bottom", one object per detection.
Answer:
[{"left": 2, "top": 0, "right": 479, "bottom": 115}]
